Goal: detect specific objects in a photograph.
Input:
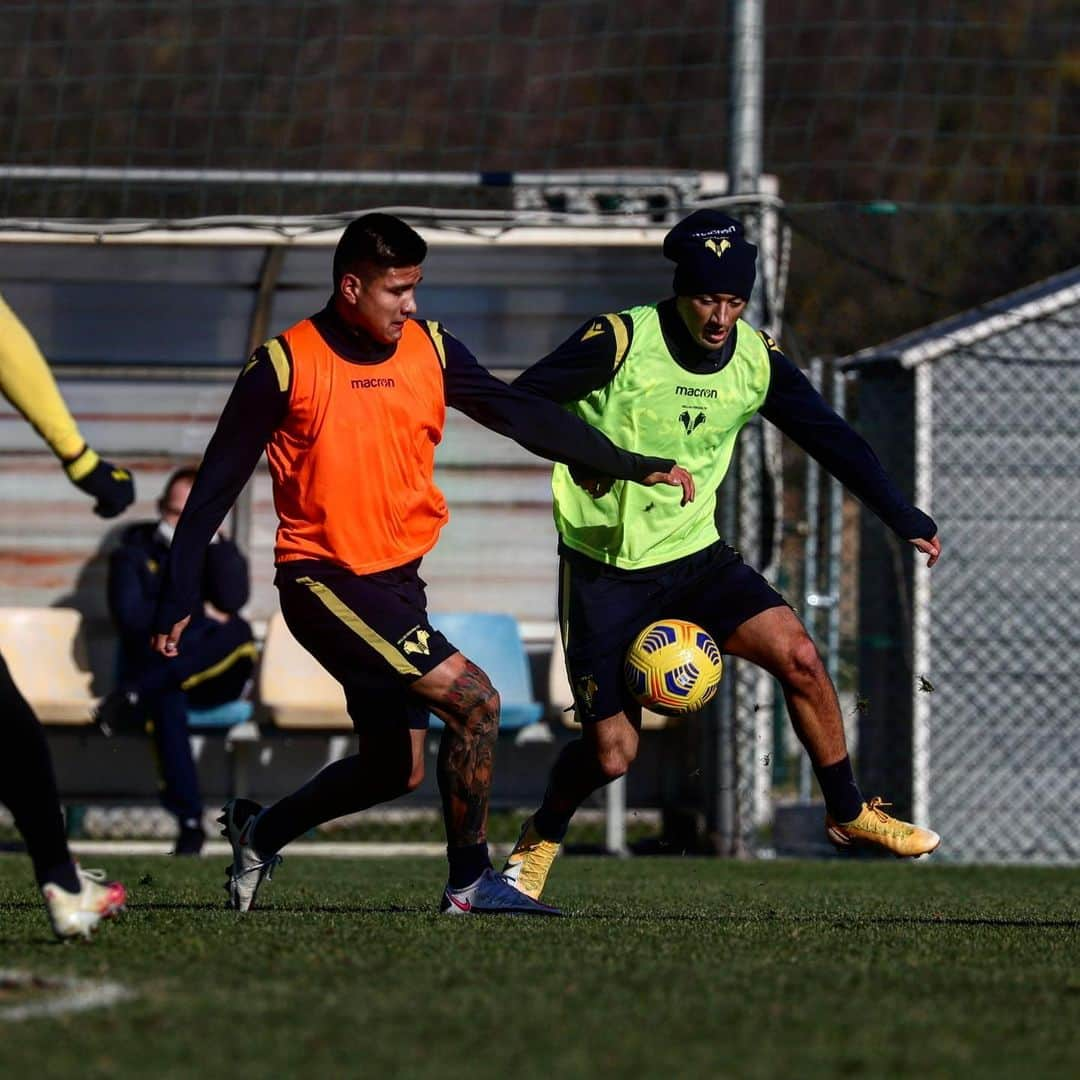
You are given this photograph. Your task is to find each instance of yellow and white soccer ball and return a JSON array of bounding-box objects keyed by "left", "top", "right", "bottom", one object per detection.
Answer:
[{"left": 624, "top": 619, "right": 723, "bottom": 716}]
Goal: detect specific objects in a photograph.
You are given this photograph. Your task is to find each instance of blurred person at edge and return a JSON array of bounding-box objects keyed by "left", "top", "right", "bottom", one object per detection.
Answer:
[{"left": 0, "top": 292, "right": 131, "bottom": 938}]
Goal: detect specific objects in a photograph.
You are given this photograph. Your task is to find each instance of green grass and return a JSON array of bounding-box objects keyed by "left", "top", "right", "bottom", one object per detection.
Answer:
[{"left": 1, "top": 856, "right": 1078, "bottom": 1079}]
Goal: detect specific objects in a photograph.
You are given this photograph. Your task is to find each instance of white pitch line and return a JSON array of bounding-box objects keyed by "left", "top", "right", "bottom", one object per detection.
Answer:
[{"left": 0, "top": 970, "right": 133, "bottom": 1023}]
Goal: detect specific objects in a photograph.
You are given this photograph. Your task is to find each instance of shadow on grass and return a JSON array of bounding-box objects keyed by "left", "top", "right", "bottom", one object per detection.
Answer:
[
  {"left": 562, "top": 909, "right": 1080, "bottom": 929},
  {"left": 859, "top": 915, "right": 1079, "bottom": 929},
  {"left": 137, "top": 901, "right": 432, "bottom": 916},
  {"left": 133, "top": 904, "right": 1080, "bottom": 927},
  {"left": 4, "top": 898, "right": 1075, "bottom": 929}
]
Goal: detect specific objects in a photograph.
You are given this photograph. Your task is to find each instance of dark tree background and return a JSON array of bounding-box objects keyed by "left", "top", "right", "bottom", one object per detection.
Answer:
[{"left": 0, "top": 0, "right": 1076, "bottom": 357}]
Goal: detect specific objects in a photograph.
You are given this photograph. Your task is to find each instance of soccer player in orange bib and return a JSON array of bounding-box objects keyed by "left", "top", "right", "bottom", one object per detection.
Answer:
[{"left": 152, "top": 213, "right": 693, "bottom": 916}]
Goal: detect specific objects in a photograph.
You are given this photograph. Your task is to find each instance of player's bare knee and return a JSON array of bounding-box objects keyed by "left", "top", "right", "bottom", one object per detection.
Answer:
[
  {"left": 464, "top": 687, "right": 500, "bottom": 738},
  {"left": 783, "top": 635, "right": 827, "bottom": 689},
  {"left": 437, "top": 661, "right": 500, "bottom": 740},
  {"left": 597, "top": 752, "right": 630, "bottom": 783},
  {"left": 597, "top": 742, "right": 636, "bottom": 782}
]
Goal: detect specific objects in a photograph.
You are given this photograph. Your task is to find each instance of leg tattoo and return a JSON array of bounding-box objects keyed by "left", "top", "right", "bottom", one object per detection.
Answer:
[{"left": 435, "top": 660, "right": 499, "bottom": 847}]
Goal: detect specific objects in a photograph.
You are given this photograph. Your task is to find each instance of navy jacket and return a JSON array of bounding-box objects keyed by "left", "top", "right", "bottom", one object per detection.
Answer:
[{"left": 109, "top": 522, "right": 249, "bottom": 653}]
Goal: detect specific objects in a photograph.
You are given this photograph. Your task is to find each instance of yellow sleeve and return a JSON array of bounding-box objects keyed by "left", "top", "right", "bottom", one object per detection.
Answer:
[{"left": 0, "top": 291, "right": 90, "bottom": 470}]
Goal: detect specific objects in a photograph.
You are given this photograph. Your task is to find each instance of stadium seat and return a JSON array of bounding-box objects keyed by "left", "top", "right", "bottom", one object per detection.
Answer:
[
  {"left": 258, "top": 611, "right": 352, "bottom": 731},
  {"left": 258, "top": 611, "right": 544, "bottom": 734},
  {"left": 187, "top": 698, "right": 254, "bottom": 730},
  {"left": 113, "top": 647, "right": 254, "bottom": 731},
  {"left": 428, "top": 613, "right": 544, "bottom": 732},
  {"left": 547, "top": 631, "right": 671, "bottom": 730},
  {"left": 0, "top": 607, "right": 96, "bottom": 725}
]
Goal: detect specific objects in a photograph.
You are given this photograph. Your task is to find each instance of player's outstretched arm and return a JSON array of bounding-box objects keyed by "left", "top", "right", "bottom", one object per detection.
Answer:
[
  {"left": 152, "top": 349, "right": 287, "bottom": 655},
  {"left": 0, "top": 292, "right": 135, "bottom": 517},
  {"left": 760, "top": 343, "right": 936, "bottom": 547},
  {"left": 508, "top": 314, "right": 698, "bottom": 502},
  {"left": 435, "top": 324, "right": 690, "bottom": 491},
  {"left": 574, "top": 465, "right": 694, "bottom": 506}
]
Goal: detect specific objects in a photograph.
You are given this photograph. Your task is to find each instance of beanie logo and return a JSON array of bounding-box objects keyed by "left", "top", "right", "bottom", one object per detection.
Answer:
[
  {"left": 580, "top": 321, "right": 606, "bottom": 342},
  {"left": 705, "top": 238, "right": 732, "bottom": 258}
]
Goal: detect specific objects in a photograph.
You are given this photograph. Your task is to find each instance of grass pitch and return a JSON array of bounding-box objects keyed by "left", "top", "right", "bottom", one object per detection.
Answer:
[{"left": 1, "top": 855, "right": 1077, "bottom": 1079}]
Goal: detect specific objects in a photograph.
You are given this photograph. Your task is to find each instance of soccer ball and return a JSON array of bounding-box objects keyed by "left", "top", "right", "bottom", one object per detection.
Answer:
[{"left": 624, "top": 619, "right": 723, "bottom": 716}]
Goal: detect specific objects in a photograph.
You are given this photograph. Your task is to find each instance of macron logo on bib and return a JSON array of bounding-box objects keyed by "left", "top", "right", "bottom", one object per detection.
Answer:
[{"left": 350, "top": 377, "right": 396, "bottom": 389}]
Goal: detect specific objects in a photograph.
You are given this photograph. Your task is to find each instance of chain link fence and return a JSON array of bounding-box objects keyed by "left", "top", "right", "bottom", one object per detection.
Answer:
[
  {"left": 849, "top": 270, "right": 1080, "bottom": 863},
  {"left": 919, "top": 304, "right": 1080, "bottom": 862}
]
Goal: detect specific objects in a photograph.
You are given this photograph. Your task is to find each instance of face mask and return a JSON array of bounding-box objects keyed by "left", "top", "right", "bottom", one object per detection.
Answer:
[{"left": 155, "top": 519, "right": 176, "bottom": 546}]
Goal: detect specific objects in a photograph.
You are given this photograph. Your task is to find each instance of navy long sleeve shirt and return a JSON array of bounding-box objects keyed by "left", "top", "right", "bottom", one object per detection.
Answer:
[
  {"left": 154, "top": 305, "right": 677, "bottom": 632},
  {"left": 513, "top": 298, "right": 936, "bottom": 543}
]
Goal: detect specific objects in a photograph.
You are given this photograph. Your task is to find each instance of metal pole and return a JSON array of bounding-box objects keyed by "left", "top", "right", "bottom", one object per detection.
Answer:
[
  {"left": 716, "top": 483, "right": 740, "bottom": 855},
  {"left": 728, "top": 0, "right": 765, "bottom": 198},
  {"left": 825, "top": 366, "right": 845, "bottom": 688},
  {"left": 605, "top": 775, "right": 629, "bottom": 856},
  {"left": 731, "top": 0, "right": 766, "bottom": 327},
  {"left": 704, "top": 0, "right": 765, "bottom": 854},
  {"left": 800, "top": 358, "right": 823, "bottom": 801},
  {"left": 0, "top": 165, "right": 721, "bottom": 189}
]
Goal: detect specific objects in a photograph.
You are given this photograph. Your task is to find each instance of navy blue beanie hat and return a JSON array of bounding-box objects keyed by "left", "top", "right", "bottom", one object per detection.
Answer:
[{"left": 663, "top": 210, "right": 757, "bottom": 300}]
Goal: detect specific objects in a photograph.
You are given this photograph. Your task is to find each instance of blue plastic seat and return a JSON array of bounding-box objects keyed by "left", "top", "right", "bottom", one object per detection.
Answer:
[
  {"left": 187, "top": 699, "right": 254, "bottom": 730},
  {"left": 427, "top": 613, "right": 543, "bottom": 732},
  {"left": 114, "top": 650, "right": 254, "bottom": 731}
]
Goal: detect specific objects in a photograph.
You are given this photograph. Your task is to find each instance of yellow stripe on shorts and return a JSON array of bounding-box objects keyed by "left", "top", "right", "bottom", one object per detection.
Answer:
[{"left": 295, "top": 576, "right": 421, "bottom": 678}]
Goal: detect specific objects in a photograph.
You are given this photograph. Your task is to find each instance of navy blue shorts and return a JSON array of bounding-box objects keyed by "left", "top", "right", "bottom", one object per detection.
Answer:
[
  {"left": 558, "top": 541, "right": 788, "bottom": 723},
  {"left": 275, "top": 559, "right": 458, "bottom": 732}
]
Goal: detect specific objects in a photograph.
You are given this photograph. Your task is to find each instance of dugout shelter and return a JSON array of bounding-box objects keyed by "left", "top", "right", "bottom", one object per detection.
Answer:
[{"left": 0, "top": 205, "right": 786, "bottom": 852}]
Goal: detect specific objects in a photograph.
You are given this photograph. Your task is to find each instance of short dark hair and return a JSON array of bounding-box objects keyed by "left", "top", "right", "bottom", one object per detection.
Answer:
[
  {"left": 332, "top": 213, "right": 427, "bottom": 287},
  {"left": 159, "top": 465, "right": 199, "bottom": 504}
]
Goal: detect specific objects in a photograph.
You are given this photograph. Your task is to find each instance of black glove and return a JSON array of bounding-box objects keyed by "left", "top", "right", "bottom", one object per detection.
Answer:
[{"left": 64, "top": 447, "right": 136, "bottom": 518}]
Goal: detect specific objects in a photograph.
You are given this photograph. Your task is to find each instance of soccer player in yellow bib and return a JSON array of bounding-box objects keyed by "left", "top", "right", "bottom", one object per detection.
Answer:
[
  {"left": 0, "top": 293, "right": 132, "bottom": 938},
  {"left": 502, "top": 212, "right": 942, "bottom": 900}
]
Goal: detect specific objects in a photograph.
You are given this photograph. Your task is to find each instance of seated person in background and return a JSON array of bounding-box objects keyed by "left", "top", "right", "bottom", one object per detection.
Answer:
[{"left": 101, "top": 465, "right": 256, "bottom": 855}]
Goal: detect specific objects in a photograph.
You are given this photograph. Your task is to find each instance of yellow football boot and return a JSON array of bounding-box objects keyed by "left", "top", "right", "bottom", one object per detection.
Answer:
[
  {"left": 501, "top": 815, "right": 561, "bottom": 899},
  {"left": 826, "top": 797, "right": 941, "bottom": 858}
]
